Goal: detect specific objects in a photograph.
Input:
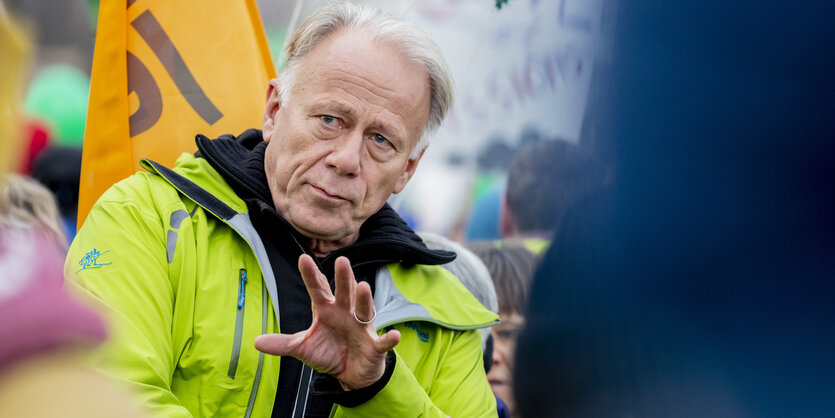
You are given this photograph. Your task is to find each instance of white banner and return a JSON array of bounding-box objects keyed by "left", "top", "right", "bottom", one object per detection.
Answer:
[{"left": 398, "top": 0, "right": 604, "bottom": 233}]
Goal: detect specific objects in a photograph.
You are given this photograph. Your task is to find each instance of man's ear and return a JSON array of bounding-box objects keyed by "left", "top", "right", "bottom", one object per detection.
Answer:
[
  {"left": 262, "top": 79, "right": 282, "bottom": 143},
  {"left": 392, "top": 148, "right": 426, "bottom": 194},
  {"left": 499, "top": 194, "right": 517, "bottom": 238}
]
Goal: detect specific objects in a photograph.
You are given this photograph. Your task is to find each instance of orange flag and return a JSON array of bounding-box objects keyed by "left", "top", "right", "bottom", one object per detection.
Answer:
[{"left": 78, "top": 0, "right": 276, "bottom": 227}]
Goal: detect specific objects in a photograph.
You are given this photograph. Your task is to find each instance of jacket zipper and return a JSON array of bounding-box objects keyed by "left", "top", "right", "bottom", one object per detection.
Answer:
[
  {"left": 228, "top": 268, "right": 247, "bottom": 379},
  {"left": 244, "top": 287, "right": 269, "bottom": 418}
]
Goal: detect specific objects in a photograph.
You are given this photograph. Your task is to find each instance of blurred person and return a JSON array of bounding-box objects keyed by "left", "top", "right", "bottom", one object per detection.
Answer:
[
  {"left": 470, "top": 241, "right": 539, "bottom": 418},
  {"left": 464, "top": 136, "right": 514, "bottom": 242},
  {"left": 31, "top": 145, "right": 83, "bottom": 242},
  {"left": 0, "top": 4, "right": 144, "bottom": 416},
  {"left": 419, "top": 231, "right": 499, "bottom": 314},
  {"left": 514, "top": 1, "right": 835, "bottom": 417},
  {"left": 66, "top": 3, "right": 498, "bottom": 417},
  {"left": 500, "top": 139, "right": 606, "bottom": 254},
  {"left": 419, "top": 231, "right": 499, "bottom": 363},
  {"left": 418, "top": 232, "right": 506, "bottom": 415},
  {"left": 465, "top": 184, "right": 504, "bottom": 241},
  {"left": 0, "top": 175, "right": 143, "bottom": 417},
  {"left": 0, "top": 173, "right": 66, "bottom": 247}
]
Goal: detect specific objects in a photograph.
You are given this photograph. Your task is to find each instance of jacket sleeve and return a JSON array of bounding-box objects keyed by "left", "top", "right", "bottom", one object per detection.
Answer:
[
  {"left": 334, "top": 327, "right": 498, "bottom": 418},
  {"left": 65, "top": 183, "right": 193, "bottom": 418}
]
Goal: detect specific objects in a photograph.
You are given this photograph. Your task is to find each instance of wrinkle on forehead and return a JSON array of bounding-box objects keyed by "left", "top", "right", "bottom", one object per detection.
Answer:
[{"left": 305, "top": 61, "right": 428, "bottom": 114}]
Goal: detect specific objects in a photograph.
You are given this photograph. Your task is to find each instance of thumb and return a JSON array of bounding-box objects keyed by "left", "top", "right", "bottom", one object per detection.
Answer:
[
  {"left": 374, "top": 329, "right": 401, "bottom": 353},
  {"left": 254, "top": 332, "right": 301, "bottom": 356}
]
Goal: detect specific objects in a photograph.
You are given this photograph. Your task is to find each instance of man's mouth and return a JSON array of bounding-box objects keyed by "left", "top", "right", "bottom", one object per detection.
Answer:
[{"left": 311, "top": 184, "right": 348, "bottom": 202}]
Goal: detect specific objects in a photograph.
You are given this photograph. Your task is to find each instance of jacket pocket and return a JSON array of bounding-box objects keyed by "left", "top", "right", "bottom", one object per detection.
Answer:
[{"left": 228, "top": 268, "right": 247, "bottom": 379}]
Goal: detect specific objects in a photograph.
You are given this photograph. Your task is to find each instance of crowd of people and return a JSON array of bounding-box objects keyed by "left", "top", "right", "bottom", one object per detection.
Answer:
[{"left": 2, "top": 0, "right": 834, "bottom": 417}]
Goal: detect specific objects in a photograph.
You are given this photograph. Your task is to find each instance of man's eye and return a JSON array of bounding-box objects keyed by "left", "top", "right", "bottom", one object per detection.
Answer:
[
  {"left": 373, "top": 134, "right": 391, "bottom": 147},
  {"left": 320, "top": 115, "right": 338, "bottom": 126}
]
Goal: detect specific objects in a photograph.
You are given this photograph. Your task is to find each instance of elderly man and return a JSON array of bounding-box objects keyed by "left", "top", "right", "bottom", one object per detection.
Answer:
[{"left": 66, "top": 3, "right": 498, "bottom": 417}]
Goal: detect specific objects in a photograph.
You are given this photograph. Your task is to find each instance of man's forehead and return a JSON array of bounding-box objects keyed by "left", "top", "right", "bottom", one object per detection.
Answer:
[
  {"left": 293, "top": 29, "right": 431, "bottom": 142},
  {"left": 298, "top": 29, "right": 414, "bottom": 79}
]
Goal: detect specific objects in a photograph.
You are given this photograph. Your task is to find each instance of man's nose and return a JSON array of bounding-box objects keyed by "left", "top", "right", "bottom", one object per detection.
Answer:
[{"left": 325, "top": 130, "right": 362, "bottom": 177}]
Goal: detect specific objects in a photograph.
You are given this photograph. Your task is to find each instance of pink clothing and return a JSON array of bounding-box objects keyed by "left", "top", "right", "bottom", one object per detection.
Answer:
[{"left": 0, "top": 227, "right": 105, "bottom": 368}]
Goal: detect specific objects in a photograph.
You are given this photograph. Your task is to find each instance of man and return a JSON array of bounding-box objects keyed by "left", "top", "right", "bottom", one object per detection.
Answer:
[
  {"left": 499, "top": 139, "right": 606, "bottom": 253},
  {"left": 66, "top": 3, "right": 498, "bottom": 417}
]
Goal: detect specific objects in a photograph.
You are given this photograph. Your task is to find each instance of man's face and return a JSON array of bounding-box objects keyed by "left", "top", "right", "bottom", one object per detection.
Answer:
[{"left": 263, "top": 29, "right": 430, "bottom": 242}]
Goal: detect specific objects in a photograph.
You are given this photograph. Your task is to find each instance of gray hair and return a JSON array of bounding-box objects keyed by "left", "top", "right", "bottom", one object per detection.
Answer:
[{"left": 278, "top": 2, "right": 454, "bottom": 160}]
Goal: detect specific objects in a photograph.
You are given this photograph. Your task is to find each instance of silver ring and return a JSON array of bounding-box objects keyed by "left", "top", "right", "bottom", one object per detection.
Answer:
[{"left": 353, "top": 309, "right": 376, "bottom": 325}]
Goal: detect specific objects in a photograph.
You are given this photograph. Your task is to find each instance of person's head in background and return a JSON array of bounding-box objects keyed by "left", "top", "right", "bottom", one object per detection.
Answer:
[
  {"left": 0, "top": 173, "right": 66, "bottom": 248},
  {"left": 470, "top": 241, "right": 539, "bottom": 418},
  {"left": 31, "top": 146, "right": 82, "bottom": 242},
  {"left": 500, "top": 139, "right": 606, "bottom": 250}
]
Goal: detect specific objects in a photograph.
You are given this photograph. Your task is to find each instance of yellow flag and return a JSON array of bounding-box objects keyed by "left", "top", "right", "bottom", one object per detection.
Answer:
[{"left": 78, "top": 0, "right": 276, "bottom": 227}]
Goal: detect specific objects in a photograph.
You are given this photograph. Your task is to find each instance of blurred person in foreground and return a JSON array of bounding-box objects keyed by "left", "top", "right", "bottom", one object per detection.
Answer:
[
  {"left": 470, "top": 242, "right": 539, "bottom": 418},
  {"left": 0, "top": 4, "right": 143, "bottom": 416},
  {"left": 514, "top": 1, "right": 835, "bottom": 417},
  {"left": 66, "top": 3, "right": 498, "bottom": 417},
  {"left": 0, "top": 174, "right": 141, "bottom": 416},
  {"left": 500, "top": 139, "right": 606, "bottom": 254}
]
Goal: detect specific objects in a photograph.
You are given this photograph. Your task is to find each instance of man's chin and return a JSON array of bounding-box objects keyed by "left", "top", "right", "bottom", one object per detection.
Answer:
[
  {"left": 293, "top": 223, "right": 344, "bottom": 241},
  {"left": 288, "top": 218, "right": 356, "bottom": 243},
  {"left": 282, "top": 208, "right": 345, "bottom": 236}
]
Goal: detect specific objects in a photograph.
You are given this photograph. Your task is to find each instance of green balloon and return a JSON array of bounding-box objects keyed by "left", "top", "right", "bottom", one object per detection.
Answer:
[{"left": 24, "top": 64, "right": 90, "bottom": 147}]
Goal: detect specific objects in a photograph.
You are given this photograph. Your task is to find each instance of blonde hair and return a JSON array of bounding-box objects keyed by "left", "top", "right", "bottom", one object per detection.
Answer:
[
  {"left": 0, "top": 174, "right": 67, "bottom": 249},
  {"left": 279, "top": 2, "right": 454, "bottom": 159}
]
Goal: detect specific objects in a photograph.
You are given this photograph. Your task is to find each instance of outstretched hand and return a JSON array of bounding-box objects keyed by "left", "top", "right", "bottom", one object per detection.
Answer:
[{"left": 254, "top": 254, "right": 400, "bottom": 390}]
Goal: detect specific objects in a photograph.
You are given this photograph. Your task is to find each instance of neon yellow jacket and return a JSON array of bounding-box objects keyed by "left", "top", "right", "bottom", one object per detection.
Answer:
[{"left": 66, "top": 153, "right": 499, "bottom": 417}]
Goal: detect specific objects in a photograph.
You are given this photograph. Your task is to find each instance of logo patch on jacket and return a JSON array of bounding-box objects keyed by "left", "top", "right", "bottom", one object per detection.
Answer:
[
  {"left": 76, "top": 248, "right": 112, "bottom": 272},
  {"left": 404, "top": 321, "right": 429, "bottom": 343}
]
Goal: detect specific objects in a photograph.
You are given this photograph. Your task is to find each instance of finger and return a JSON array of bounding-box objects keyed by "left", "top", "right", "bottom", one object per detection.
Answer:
[
  {"left": 334, "top": 256, "right": 356, "bottom": 311},
  {"left": 374, "top": 329, "right": 401, "bottom": 353},
  {"left": 254, "top": 332, "right": 304, "bottom": 357},
  {"left": 298, "top": 254, "right": 333, "bottom": 305},
  {"left": 355, "top": 281, "right": 375, "bottom": 323}
]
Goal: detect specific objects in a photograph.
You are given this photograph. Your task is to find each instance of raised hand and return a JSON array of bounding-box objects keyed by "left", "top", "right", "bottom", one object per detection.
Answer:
[{"left": 254, "top": 254, "right": 400, "bottom": 390}]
